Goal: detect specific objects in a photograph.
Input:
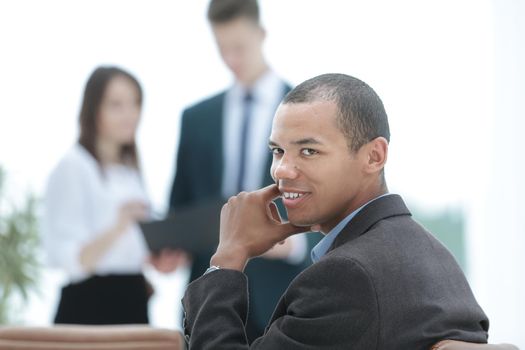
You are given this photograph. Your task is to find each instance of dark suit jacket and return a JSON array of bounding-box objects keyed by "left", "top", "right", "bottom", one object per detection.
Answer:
[
  {"left": 170, "top": 83, "right": 315, "bottom": 331},
  {"left": 182, "top": 195, "right": 489, "bottom": 349}
]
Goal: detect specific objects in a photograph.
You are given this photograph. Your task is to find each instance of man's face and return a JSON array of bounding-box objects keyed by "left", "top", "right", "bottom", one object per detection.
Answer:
[
  {"left": 212, "top": 17, "right": 265, "bottom": 84},
  {"left": 269, "top": 101, "right": 370, "bottom": 233}
]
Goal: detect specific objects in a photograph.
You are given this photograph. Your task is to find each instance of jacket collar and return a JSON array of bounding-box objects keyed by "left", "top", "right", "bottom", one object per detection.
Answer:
[{"left": 328, "top": 194, "right": 411, "bottom": 253}]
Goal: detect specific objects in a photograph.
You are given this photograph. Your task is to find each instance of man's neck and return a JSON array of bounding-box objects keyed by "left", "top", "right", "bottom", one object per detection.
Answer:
[
  {"left": 319, "top": 183, "right": 388, "bottom": 234},
  {"left": 239, "top": 62, "right": 269, "bottom": 87}
]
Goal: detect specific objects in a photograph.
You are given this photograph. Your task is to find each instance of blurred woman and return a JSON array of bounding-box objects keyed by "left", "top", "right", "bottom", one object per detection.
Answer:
[{"left": 42, "top": 66, "right": 153, "bottom": 324}]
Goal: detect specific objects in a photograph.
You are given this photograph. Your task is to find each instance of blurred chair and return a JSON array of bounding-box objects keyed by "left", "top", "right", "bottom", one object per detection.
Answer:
[
  {"left": 432, "top": 340, "right": 519, "bottom": 350},
  {"left": 0, "top": 325, "right": 183, "bottom": 350}
]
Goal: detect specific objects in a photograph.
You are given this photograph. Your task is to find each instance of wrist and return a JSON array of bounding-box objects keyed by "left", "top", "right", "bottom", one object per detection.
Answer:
[
  {"left": 203, "top": 265, "right": 221, "bottom": 275},
  {"left": 210, "top": 250, "right": 248, "bottom": 272},
  {"left": 114, "top": 219, "right": 130, "bottom": 234}
]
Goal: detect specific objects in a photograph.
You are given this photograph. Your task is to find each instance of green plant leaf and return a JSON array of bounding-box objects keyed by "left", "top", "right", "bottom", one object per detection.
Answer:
[{"left": 0, "top": 165, "right": 40, "bottom": 324}]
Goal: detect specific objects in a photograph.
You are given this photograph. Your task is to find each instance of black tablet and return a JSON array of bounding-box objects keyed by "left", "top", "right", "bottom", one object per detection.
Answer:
[{"left": 139, "top": 199, "right": 223, "bottom": 255}]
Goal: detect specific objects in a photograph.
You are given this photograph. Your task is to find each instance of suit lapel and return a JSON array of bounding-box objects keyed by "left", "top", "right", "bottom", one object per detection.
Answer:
[{"left": 328, "top": 195, "right": 411, "bottom": 253}]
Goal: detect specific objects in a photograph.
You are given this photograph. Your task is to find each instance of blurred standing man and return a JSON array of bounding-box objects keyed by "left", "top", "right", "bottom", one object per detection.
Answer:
[{"left": 169, "top": 0, "right": 312, "bottom": 342}]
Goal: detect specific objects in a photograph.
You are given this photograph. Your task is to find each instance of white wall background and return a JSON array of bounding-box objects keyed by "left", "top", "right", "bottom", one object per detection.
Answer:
[
  {"left": 0, "top": 0, "right": 522, "bottom": 346},
  {"left": 468, "top": 0, "right": 525, "bottom": 347}
]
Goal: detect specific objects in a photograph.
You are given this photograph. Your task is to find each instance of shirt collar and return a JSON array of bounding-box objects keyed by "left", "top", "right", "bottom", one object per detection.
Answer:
[
  {"left": 310, "top": 193, "right": 392, "bottom": 263},
  {"left": 230, "top": 69, "right": 281, "bottom": 105}
]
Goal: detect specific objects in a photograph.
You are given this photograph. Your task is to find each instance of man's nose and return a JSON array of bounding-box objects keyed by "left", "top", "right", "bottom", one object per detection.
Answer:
[{"left": 272, "top": 156, "right": 299, "bottom": 181}]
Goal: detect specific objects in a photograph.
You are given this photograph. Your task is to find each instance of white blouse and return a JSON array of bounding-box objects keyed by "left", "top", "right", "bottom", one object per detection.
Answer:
[{"left": 42, "top": 144, "right": 149, "bottom": 283}]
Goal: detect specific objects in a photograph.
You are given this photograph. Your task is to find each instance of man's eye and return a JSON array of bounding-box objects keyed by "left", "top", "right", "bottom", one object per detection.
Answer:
[
  {"left": 301, "top": 148, "right": 317, "bottom": 156},
  {"left": 271, "top": 147, "right": 283, "bottom": 155}
]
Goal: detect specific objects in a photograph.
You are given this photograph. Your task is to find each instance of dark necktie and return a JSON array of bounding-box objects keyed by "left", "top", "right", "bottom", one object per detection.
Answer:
[{"left": 237, "top": 90, "right": 253, "bottom": 193}]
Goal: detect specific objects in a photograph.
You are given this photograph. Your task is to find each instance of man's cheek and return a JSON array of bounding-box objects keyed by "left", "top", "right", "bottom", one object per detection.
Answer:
[{"left": 270, "top": 164, "right": 277, "bottom": 182}]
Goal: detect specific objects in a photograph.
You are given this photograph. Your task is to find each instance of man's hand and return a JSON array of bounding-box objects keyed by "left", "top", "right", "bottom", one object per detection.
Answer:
[
  {"left": 210, "top": 184, "right": 305, "bottom": 271},
  {"left": 261, "top": 238, "right": 293, "bottom": 259}
]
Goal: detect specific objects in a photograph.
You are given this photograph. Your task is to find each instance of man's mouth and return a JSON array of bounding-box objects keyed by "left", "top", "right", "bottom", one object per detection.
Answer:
[
  {"left": 279, "top": 190, "right": 310, "bottom": 208},
  {"left": 282, "top": 191, "right": 305, "bottom": 200}
]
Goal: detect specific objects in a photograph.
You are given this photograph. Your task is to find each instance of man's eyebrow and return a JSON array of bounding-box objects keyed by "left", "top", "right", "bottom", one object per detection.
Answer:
[
  {"left": 292, "top": 138, "right": 323, "bottom": 146},
  {"left": 268, "top": 138, "right": 323, "bottom": 147}
]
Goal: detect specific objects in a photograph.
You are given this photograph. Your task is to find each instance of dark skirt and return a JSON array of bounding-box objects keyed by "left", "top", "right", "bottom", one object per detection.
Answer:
[{"left": 54, "top": 273, "right": 150, "bottom": 325}]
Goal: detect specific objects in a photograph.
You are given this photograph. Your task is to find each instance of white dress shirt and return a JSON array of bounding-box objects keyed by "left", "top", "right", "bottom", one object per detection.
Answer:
[
  {"left": 221, "top": 70, "right": 306, "bottom": 264},
  {"left": 42, "top": 144, "right": 149, "bottom": 283},
  {"left": 222, "top": 69, "right": 285, "bottom": 197}
]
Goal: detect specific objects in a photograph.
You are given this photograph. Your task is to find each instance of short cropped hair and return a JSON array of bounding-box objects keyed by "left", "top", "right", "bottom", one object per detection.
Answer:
[
  {"left": 283, "top": 73, "right": 390, "bottom": 153},
  {"left": 207, "top": 0, "right": 260, "bottom": 24}
]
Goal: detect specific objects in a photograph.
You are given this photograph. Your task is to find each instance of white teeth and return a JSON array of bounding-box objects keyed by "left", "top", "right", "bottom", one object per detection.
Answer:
[{"left": 283, "top": 192, "right": 304, "bottom": 199}]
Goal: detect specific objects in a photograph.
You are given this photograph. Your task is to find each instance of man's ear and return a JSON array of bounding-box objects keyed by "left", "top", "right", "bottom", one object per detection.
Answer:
[{"left": 364, "top": 137, "right": 388, "bottom": 174}]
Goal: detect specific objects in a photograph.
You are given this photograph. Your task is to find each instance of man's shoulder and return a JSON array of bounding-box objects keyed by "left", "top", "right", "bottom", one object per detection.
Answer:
[
  {"left": 327, "top": 213, "right": 472, "bottom": 301},
  {"left": 315, "top": 210, "right": 459, "bottom": 284},
  {"left": 332, "top": 213, "right": 442, "bottom": 264},
  {"left": 183, "top": 91, "right": 227, "bottom": 117},
  {"left": 291, "top": 253, "right": 373, "bottom": 289},
  {"left": 282, "top": 81, "right": 293, "bottom": 95}
]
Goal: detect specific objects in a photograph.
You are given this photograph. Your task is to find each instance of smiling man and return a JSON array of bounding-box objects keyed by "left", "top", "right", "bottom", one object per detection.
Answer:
[{"left": 182, "top": 73, "right": 489, "bottom": 349}]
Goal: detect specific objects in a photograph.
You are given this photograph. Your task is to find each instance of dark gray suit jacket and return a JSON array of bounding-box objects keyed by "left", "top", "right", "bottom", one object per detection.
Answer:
[{"left": 182, "top": 195, "right": 489, "bottom": 349}]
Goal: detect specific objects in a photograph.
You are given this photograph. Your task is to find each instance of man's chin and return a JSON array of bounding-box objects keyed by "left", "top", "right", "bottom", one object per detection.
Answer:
[{"left": 288, "top": 218, "right": 317, "bottom": 229}]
